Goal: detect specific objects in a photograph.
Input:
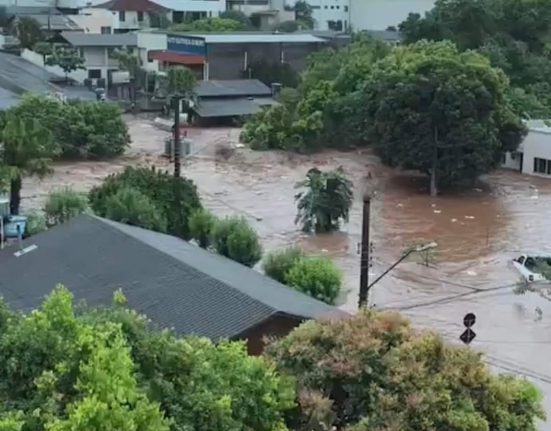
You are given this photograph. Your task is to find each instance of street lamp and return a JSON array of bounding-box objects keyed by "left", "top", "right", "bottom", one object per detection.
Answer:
[{"left": 360, "top": 241, "right": 438, "bottom": 308}]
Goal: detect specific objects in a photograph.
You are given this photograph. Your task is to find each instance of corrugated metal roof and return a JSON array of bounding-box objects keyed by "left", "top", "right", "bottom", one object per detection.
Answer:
[
  {"left": 61, "top": 31, "right": 138, "bottom": 47},
  {"left": 187, "top": 33, "right": 327, "bottom": 44},
  {"left": 193, "top": 98, "right": 262, "bottom": 117},
  {"left": 0, "top": 215, "right": 344, "bottom": 340},
  {"left": 196, "top": 79, "right": 271, "bottom": 97},
  {"left": 0, "top": 87, "right": 19, "bottom": 111}
]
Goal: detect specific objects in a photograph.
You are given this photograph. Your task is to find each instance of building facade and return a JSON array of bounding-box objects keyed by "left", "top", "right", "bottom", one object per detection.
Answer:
[
  {"left": 350, "top": 0, "right": 435, "bottom": 31},
  {"left": 502, "top": 121, "right": 551, "bottom": 178}
]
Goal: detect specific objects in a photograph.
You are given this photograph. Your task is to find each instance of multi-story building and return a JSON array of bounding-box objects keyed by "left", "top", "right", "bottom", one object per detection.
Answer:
[
  {"left": 302, "top": 0, "right": 350, "bottom": 31},
  {"left": 349, "top": 0, "right": 435, "bottom": 31}
]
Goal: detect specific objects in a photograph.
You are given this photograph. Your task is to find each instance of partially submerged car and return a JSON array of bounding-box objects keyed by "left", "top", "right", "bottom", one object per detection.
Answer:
[{"left": 513, "top": 254, "right": 551, "bottom": 283}]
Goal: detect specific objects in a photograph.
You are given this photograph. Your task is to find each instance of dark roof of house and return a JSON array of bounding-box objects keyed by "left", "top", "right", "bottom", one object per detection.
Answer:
[
  {"left": 0, "top": 215, "right": 342, "bottom": 339},
  {"left": 60, "top": 31, "right": 138, "bottom": 47},
  {"left": 196, "top": 79, "right": 272, "bottom": 98},
  {"left": 194, "top": 97, "right": 278, "bottom": 118},
  {"left": 94, "top": 0, "right": 166, "bottom": 12}
]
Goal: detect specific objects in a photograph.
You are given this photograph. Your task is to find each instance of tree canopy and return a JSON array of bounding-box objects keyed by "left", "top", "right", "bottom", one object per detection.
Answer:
[
  {"left": 171, "top": 17, "right": 246, "bottom": 32},
  {"left": 266, "top": 310, "right": 546, "bottom": 431},
  {"left": 0, "top": 286, "right": 294, "bottom": 431},
  {"left": 399, "top": 0, "right": 551, "bottom": 118},
  {"left": 361, "top": 40, "right": 525, "bottom": 195}
]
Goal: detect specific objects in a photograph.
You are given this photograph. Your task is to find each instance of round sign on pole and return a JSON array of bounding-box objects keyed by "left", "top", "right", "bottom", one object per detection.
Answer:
[{"left": 463, "top": 313, "right": 476, "bottom": 328}]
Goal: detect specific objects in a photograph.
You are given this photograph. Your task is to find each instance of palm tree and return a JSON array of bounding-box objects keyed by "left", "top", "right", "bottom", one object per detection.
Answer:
[
  {"left": 0, "top": 114, "right": 58, "bottom": 214},
  {"left": 295, "top": 167, "right": 353, "bottom": 233}
]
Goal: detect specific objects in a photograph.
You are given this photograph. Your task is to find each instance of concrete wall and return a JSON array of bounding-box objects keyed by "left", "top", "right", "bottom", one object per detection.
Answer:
[
  {"left": 502, "top": 151, "right": 522, "bottom": 172},
  {"left": 521, "top": 130, "right": 551, "bottom": 177},
  {"left": 207, "top": 42, "right": 324, "bottom": 79},
  {"left": 350, "top": 0, "right": 435, "bottom": 30},
  {"left": 69, "top": 8, "right": 117, "bottom": 33},
  {"left": 138, "top": 32, "right": 167, "bottom": 72}
]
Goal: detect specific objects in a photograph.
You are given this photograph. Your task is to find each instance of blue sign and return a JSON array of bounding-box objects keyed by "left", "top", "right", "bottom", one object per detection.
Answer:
[{"left": 167, "top": 34, "right": 206, "bottom": 56}]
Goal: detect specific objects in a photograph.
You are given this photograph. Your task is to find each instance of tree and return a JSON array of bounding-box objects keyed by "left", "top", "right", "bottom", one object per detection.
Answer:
[
  {"left": 285, "top": 257, "right": 341, "bottom": 304},
  {"left": 89, "top": 166, "right": 202, "bottom": 239},
  {"left": 295, "top": 167, "right": 353, "bottom": 233},
  {"left": 274, "top": 20, "right": 299, "bottom": 33},
  {"left": 44, "top": 187, "right": 89, "bottom": 226},
  {"left": 45, "top": 47, "right": 85, "bottom": 82},
  {"left": 112, "top": 48, "right": 141, "bottom": 101},
  {"left": 294, "top": 0, "right": 314, "bottom": 29},
  {"left": 188, "top": 207, "right": 217, "bottom": 248},
  {"left": 149, "top": 11, "right": 171, "bottom": 28},
  {"left": 211, "top": 216, "right": 262, "bottom": 267},
  {"left": 164, "top": 66, "right": 196, "bottom": 97},
  {"left": 0, "top": 286, "right": 295, "bottom": 431},
  {"left": 14, "top": 17, "right": 42, "bottom": 50},
  {"left": 171, "top": 17, "right": 246, "bottom": 32},
  {"left": 266, "top": 311, "right": 546, "bottom": 431},
  {"left": 262, "top": 247, "right": 304, "bottom": 283},
  {"left": 0, "top": 114, "right": 58, "bottom": 215},
  {"left": 219, "top": 10, "right": 251, "bottom": 28},
  {"left": 32, "top": 41, "right": 52, "bottom": 61},
  {"left": 105, "top": 187, "right": 167, "bottom": 232},
  {"left": 362, "top": 41, "right": 525, "bottom": 196}
]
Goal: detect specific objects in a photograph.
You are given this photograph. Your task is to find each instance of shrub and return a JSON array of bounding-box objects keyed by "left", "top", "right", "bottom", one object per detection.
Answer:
[
  {"left": 285, "top": 257, "right": 341, "bottom": 304},
  {"left": 188, "top": 208, "right": 218, "bottom": 248},
  {"left": 44, "top": 187, "right": 88, "bottom": 226},
  {"left": 8, "top": 95, "right": 129, "bottom": 159},
  {"left": 211, "top": 216, "right": 262, "bottom": 267},
  {"left": 262, "top": 247, "right": 304, "bottom": 283},
  {"left": 89, "top": 166, "right": 201, "bottom": 239},
  {"left": 25, "top": 211, "right": 47, "bottom": 236},
  {"left": 105, "top": 187, "right": 167, "bottom": 232}
]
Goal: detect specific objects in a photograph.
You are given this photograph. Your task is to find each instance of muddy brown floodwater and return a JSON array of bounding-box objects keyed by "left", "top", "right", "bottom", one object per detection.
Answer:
[{"left": 21, "top": 116, "right": 551, "bottom": 428}]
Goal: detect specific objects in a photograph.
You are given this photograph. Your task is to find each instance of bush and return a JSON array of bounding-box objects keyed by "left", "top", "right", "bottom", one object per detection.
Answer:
[
  {"left": 44, "top": 187, "right": 89, "bottom": 226},
  {"left": 89, "top": 166, "right": 202, "bottom": 239},
  {"left": 105, "top": 187, "right": 167, "bottom": 232},
  {"left": 211, "top": 216, "right": 262, "bottom": 267},
  {"left": 25, "top": 211, "right": 47, "bottom": 236},
  {"left": 188, "top": 208, "right": 217, "bottom": 248},
  {"left": 8, "top": 95, "right": 129, "bottom": 159},
  {"left": 285, "top": 257, "right": 341, "bottom": 304},
  {"left": 262, "top": 247, "right": 304, "bottom": 283}
]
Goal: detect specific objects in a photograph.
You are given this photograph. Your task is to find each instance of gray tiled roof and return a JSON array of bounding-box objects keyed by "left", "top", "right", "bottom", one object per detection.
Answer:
[
  {"left": 0, "top": 215, "right": 342, "bottom": 339},
  {"left": 61, "top": 31, "right": 138, "bottom": 47},
  {"left": 196, "top": 79, "right": 272, "bottom": 98}
]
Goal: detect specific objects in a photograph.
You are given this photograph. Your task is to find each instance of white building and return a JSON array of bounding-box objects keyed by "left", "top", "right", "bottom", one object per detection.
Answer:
[
  {"left": 350, "top": 0, "right": 435, "bottom": 31},
  {"left": 286, "top": 0, "right": 349, "bottom": 31},
  {"left": 502, "top": 120, "right": 551, "bottom": 178}
]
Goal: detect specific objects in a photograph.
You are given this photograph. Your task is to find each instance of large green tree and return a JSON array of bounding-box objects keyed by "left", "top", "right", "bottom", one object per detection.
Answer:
[
  {"left": 171, "top": 17, "right": 245, "bottom": 32},
  {"left": 0, "top": 286, "right": 295, "bottom": 431},
  {"left": 266, "top": 311, "right": 545, "bottom": 431},
  {"left": 361, "top": 41, "right": 525, "bottom": 195},
  {"left": 0, "top": 114, "right": 58, "bottom": 214},
  {"left": 45, "top": 47, "right": 85, "bottom": 82}
]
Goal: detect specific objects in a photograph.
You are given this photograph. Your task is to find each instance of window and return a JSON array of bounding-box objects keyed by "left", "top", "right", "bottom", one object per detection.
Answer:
[
  {"left": 324, "top": 5, "right": 328, "bottom": 8},
  {"left": 88, "top": 69, "right": 101, "bottom": 79},
  {"left": 137, "top": 11, "right": 144, "bottom": 21},
  {"left": 330, "top": 5, "right": 334, "bottom": 8},
  {"left": 119, "top": 10, "right": 125, "bottom": 21},
  {"left": 336, "top": 5, "right": 340, "bottom": 9},
  {"left": 100, "top": 26, "right": 111, "bottom": 34},
  {"left": 533, "top": 157, "right": 551, "bottom": 174},
  {"left": 344, "top": 5, "right": 348, "bottom": 11}
]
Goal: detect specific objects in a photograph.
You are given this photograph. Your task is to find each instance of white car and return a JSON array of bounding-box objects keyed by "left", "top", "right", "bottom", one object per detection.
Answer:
[{"left": 512, "top": 254, "right": 550, "bottom": 283}]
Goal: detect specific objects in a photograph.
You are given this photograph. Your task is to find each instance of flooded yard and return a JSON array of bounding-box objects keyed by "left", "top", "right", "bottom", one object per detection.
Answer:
[{"left": 21, "top": 115, "right": 551, "bottom": 425}]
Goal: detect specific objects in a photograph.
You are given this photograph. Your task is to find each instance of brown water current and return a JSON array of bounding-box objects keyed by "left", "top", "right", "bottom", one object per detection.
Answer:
[{"left": 20, "top": 117, "right": 551, "bottom": 427}]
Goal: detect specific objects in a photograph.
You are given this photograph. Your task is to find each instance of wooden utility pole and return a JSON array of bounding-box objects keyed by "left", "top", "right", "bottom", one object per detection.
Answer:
[
  {"left": 173, "top": 96, "right": 181, "bottom": 178},
  {"left": 358, "top": 195, "right": 371, "bottom": 308}
]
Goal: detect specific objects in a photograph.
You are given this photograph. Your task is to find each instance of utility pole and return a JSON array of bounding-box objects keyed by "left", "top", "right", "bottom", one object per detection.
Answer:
[
  {"left": 172, "top": 96, "right": 181, "bottom": 178},
  {"left": 358, "top": 195, "right": 371, "bottom": 309}
]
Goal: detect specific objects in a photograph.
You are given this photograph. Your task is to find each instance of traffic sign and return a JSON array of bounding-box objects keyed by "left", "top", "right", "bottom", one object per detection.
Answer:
[
  {"left": 463, "top": 313, "right": 476, "bottom": 328},
  {"left": 460, "top": 328, "right": 476, "bottom": 345}
]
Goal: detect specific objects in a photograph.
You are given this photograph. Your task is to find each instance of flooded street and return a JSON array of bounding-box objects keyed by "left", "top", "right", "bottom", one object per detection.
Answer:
[{"left": 21, "top": 116, "right": 551, "bottom": 426}]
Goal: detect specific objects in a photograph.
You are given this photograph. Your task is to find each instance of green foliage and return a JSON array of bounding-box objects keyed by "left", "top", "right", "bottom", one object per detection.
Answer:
[
  {"left": 284, "top": 257, "right": 341, "bottom": 304},
  {"left": 362, "top": 40, "right": 525, "bottom": 195},
  {"left": 112, "top": 48, "right": 140, "bottom": 79},
  {"left": 211, "top": 216, "right": 262, "bottom": 267},
  {"left": 294, "top": 0, "right": 314, "bottom": 29},
  {"left": 160, "top": 66, "right": 197, "bottom": 101},
  {"left": 105, "top": 187, "right": 167, "bottom": 232},
  {"left": 172, "top": 17, "right": 246, "bottom": 32},
  {"left": 24, "top": 211, "right": 47, "bottom": 236},
  {"left": 266, "top": 311, "right": 546, "bottom": 431},
  {"left": 247, "top": 59, "right": 300, "bottom": 88},
  {"left": 8, "top": 94, "right": 129, "bottom": 159},
  {"left": 188, "top": 207, "right": 217, "bottom": 248},
  {"left": 274, "top": 20, "right": 299, "bottom": 32},
  {"left": 295, "top": 167, "right": 353, "bottom": 233},
  {"left": 219, "top": 10, "right": 251, "bottom": 27},
  {"left": 45, "top": 47, "right": 85, "bottom": 79},
  {"left": 44, "top": 187, "right": 89, "bottom": 226},
  {"left": 15, "top": 17, "right": 42, "bottom": 50},
  {"left": 1, "top": 112, "right": 58, "bottom": 214},
  {"left": 262, "top": 247, "right": 304, "bottom": 283},
  {"left": 241, "top": 36, "right": 390, "bottom": 151},
  {"left": 149, "top": 11, "right": 171, "bottom": 28},
  {"left": 89, "top": 166, "right": 202, "bottom": 239},
  {"left": 32, "top": 41, "right": 51, "bottom": 57},
  {"left": 399, "top": 0, "right": 551, "bottom": 118}
]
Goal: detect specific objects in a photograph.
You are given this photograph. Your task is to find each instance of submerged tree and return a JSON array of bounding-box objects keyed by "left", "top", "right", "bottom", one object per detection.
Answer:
[{"left": 295, "top": 167, "right": 353, "bottom": 233}]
